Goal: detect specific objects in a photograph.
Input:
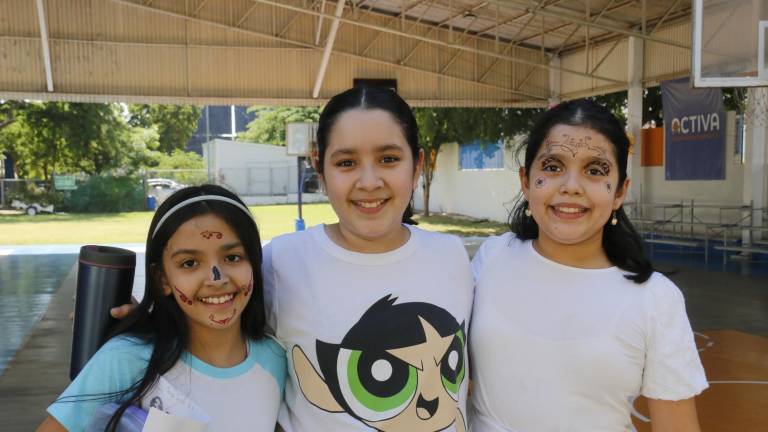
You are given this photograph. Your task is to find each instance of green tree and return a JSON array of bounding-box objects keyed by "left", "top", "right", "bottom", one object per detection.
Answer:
[
  {"left": 240, "top": 106, "right": 321, "bottom": 145},
  {"left": 128, "top": 104, "right": 202, "bottom": 153}
]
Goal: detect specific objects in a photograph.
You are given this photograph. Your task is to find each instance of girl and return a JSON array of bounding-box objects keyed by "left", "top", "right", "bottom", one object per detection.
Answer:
[
  {"left": 38, "top": 185, "right": 286, "bottom": 432},
  {"left": 468, "top": 100, "right": 708, "bottom": 431},
  {"left": 264, "top": 86, "right": 473, "bottom": 432}
]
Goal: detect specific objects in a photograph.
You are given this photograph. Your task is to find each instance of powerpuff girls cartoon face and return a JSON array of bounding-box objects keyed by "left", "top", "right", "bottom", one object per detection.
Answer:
[{"left": 292, "top": 295, "right": 467, "bottom": 432}]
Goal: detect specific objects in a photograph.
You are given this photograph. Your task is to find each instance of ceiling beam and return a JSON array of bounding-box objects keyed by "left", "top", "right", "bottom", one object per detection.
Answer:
[
  {"left": 313, "top": 0, "right": 345, "bottom": 98},
  {"left": 484, "top": 0, "right": 689, "bottom": 48},
  {"left": 107, "top": 0, "right": 547, "bottom": 100},
  {"left": 34, "top": 0, "right": 54, "bottom": 92},
  {"left": 244, "top": 0, "right": 623, "bottom": 84}
]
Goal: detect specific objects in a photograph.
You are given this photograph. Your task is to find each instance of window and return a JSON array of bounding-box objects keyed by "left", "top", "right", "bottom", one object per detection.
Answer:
[{"left": 459, "top": 140, "right": 504, "bottom": 170}]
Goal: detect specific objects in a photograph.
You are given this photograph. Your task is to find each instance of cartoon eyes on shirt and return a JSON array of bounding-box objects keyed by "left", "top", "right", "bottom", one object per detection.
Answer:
[
  {"left": 440, "top": 330, "right": 466, "bottom": 401},
  {"left": 336, "top": 348, "right": 418, "bottom": 422}
]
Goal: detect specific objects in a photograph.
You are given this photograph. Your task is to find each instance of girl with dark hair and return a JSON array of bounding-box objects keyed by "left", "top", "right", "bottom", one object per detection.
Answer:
[
  {"left": 468, "top": 100, "right": 707, "bottom": 431},
  {"left": 39, "top": 185, "right": 285, "bottom": 432},
  {"left": 264, "top": 86, "right": 473, "bottom": 431}
]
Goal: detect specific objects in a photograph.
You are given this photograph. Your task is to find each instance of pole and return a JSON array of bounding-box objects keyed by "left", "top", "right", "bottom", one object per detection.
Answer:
[{"left": 295, "top": 156, "right": 305, "bottom": 231}]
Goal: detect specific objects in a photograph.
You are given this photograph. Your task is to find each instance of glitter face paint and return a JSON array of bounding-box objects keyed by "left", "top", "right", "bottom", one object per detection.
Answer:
[
  {"left": 200, "top": 230, "right": 223, "bottom": 240},
  {"left": 173, "top": 286, "right": 194, "bottom": 305},
  {"left": 212, "top": 266, "right": 221, "bottom": 281},
  {"left": 209, "top": 308, "right": 237, "bottom": 326}
]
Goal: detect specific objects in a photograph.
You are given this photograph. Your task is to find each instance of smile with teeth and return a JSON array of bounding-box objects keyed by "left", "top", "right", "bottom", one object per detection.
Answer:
[
  {"left": 553, "top": 206, "right": 587, "bottom": 213},
  {"left": 354, "top": 199, "right": 387, "bottom": 208},
  {"left": 196, "top": 293, "right": 236, "bottom": 305}
]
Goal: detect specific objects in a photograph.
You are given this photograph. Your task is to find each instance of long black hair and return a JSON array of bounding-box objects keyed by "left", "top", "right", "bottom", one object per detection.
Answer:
[
  {"left": 509, "top": 99, "right": 653, "bottom": 283},
  {"left": 316, "top": 86, "right": 420, "bottom": 224},
  {"left": 104, "top": 184, "right": 265, "bottom": 430}
]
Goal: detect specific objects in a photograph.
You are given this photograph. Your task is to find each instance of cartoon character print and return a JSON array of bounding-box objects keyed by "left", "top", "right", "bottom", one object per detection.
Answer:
[{"left": 292, "top": 295, "right": 467, "bottom": 432}]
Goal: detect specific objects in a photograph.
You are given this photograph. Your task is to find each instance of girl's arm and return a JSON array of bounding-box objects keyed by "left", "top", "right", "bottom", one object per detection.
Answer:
[
  {"left": 36, "top": 415, "right": 67, "bottom": 432},
  {"left": 647, "top": 397, "right": 701, "bottom": 432}
]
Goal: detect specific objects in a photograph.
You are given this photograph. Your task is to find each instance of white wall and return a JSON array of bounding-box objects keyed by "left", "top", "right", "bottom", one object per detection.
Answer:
[
  {"left": 203, "top": 139, "right": 300, "bottom": 196},
  {"left": 413, "top": 142, "right": 522, "bottom": 222}
]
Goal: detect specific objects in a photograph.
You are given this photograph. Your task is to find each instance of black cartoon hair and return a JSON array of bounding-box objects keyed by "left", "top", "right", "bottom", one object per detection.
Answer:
[{"left": 315, "top": 295, "right": 465, "bottom": 422}]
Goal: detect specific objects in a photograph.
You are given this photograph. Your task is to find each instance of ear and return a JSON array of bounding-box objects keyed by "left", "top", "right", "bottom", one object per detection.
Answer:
[
  {"left": 613, "top": 177, "right": 631, "bottom": 210},
  {"left": 292, "top": 345, "right": 344, "bottom": 413},
  {"left": 413, "top": 149, "right": 425, "bottom": 189},
  {"left": 519, "top": 167, "right": 530, "bottom": 201},
  {"left": 152, "top": 264, "right": 172, "bottom": 296}
]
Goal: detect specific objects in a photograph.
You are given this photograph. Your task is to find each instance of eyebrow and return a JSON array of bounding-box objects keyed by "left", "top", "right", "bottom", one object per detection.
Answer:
[
  {"left": 329, "top": 143, "right": 405, "bottom": 159},
  {"left": 169, "top": 242, "right": 243, "bottom": 258}
]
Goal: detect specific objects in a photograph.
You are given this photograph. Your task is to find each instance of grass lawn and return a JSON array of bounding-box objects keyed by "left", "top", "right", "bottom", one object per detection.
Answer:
[{"left": 0, "top": 203, "right": 507, "bottom": 245}]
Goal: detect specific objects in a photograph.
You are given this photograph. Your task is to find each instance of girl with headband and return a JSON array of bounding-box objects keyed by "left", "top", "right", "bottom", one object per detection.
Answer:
[{"left": 39, "top": 185, "right": 285, "bottom": 431}]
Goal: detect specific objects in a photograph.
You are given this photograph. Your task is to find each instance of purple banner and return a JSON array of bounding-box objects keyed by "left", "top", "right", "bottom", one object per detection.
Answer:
[{"left": 661, "top": 78, "right": 725, "bottom": 180}]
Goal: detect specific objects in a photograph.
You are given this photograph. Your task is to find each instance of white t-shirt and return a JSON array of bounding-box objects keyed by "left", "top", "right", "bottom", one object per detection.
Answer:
[
  {"left": 468, "top": 233, "right": 708, "bottom": 432},
  {"left": 264, "top": 224, "right": 474, "bottom": 432},
  {"left": 49, "top": 335, "right": 286, "bottom": 432}
]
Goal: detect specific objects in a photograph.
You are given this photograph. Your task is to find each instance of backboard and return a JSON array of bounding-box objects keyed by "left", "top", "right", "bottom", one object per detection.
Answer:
[
  {"left": 692, "top": 0, "right": 768, "bottom": 87},
  {"left": 286, "top": 122, "right": 318, "bottom": 157}
]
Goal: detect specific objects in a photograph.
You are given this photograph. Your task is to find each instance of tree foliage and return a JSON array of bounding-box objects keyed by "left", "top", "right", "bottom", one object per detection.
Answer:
[
  {"left": 0, "top": 102, "right": 160, "bottom": 180},
  {"left": 128, "top": 104, "right": 202, "bottom": 154},
  {"left": 240, "top": 106, "right": 321, "bottom": 145}
]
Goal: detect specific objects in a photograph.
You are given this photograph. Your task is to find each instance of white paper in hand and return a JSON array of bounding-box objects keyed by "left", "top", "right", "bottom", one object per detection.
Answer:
[
  {"left": 142, "top": 376, "right": 211, "bottom": 423},
  {"left": 142, "top": 408, "right": 208, "bottom": 432}
]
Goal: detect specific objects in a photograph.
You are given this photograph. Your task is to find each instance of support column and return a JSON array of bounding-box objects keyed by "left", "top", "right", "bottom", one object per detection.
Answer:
[
  {"left": 627, "top": 36, "right": 645, "bottom": 210},
  {"left": 548, "top": 54, "right": 561, "bottom": 107},
  {"left": 742, "top": 87, "right": 768, "bottom": 242}
]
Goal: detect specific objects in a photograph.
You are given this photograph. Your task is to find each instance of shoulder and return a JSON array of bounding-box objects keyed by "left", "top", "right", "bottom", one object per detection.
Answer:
[
  {"left": 411, "top": 226, "right": 466, "bottom": 254},
  {"left": 248, "top": 336, "right": 287, "bottom": 390},
  {"left": 472, "top": 232, "right": 518, "bottom": 272},
  {"left": 640, "top": 272, "right": 686, "bottom": 309},
  {"left": 95, "top": 334, "right": 154, "bottom": 365}
]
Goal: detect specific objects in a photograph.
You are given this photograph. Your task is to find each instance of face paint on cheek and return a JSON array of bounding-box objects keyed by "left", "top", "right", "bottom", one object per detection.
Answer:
[
  {"left": 240, "top": 278, "right": 253, "bottom": 297},
  {"left": 212, "top": 266, "right": 221, "bottom": 281},
  {"left": 200, "top": 230, "right": 223, "bottom": 240},
  {"left": 208, "top": 308, "right": 236, "bottom": 326},
  {"left": 173, "top": 286, "right": 194, "bottom": 306},
  {"left": 534, "top": 177, "right": 546, "bottom": 189},
  {"left": 606, "top": 182, "right": 612, "bottom": 193}
]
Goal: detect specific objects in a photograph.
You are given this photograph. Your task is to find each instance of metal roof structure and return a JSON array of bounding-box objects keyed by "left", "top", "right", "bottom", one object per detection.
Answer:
[{"left": 0, "top": 0, "right": 693, "bottom": 106}]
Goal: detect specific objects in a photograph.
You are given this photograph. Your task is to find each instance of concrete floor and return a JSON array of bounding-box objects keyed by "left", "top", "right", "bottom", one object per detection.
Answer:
[{"left": 0, "top": 247, "right": 766, "bottom": 431}]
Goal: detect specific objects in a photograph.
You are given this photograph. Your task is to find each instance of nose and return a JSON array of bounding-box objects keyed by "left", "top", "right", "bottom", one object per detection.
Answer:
[
  {"left": 559, "top": 170, "right": 584, "bottom": 196},
  {"left": 206, "top": 264, "right": 228, "bottom": 286},
  {"left": 355, "top": 162, "right": 384, "bottom": 191}
]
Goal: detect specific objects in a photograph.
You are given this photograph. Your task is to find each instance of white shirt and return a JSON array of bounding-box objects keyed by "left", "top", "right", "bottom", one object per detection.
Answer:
[
  {"left": 264, "top": 224, "right": 474, "bottom": 432},
  {"left": 468, "top": 233, "right": 708, "bottom": 432}
]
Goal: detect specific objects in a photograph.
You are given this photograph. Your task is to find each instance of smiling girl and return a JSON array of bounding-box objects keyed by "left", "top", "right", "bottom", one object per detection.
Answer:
[
  {"left": 38, "top": 185, "right": 285, "bottom": 432},
  {"left": 468, "top": 100, "right": 708, "bottom": 431},
  {"left": 265, "top": 87, "right": 473, "bottom": 432}
]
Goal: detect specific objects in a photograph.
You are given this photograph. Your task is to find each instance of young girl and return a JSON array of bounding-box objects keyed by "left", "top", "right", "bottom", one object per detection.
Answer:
[
  {"left": 468, "top": 100, "right": 708, "bottom": 431},
  {"left": 264, "top": 86, "right": 473, "bottom": 432},
  {"left": 38, "top": 185, "right": 286, "bottom": 432}
]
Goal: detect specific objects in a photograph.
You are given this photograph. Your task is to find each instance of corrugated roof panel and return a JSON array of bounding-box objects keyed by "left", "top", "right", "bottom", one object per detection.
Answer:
[{"left": 0, "top": 38, "right": 46, "bottom": 92}]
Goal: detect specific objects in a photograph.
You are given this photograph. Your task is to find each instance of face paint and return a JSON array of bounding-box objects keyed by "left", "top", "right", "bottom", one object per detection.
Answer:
[
  {"left": 212, "top": 266, "right": 221, "bottom": 281},
  {"left": 534, "top": 177, "right": 546, "bottom": 189},
  {"left": 173, "top": 286, "right": 194, "bottom": 305},
  {"left": 543, "top": 133, "right": 606, "bottom": 159},
  {"left": 606, "top": 182, "right": 612, "bottom": 193},
  {"left": 209, "top": 308, "right": 236, "bottom": 326},
  {"left": 200, "top": 230, "right": 223, "bottom": 240},
  {"left": 240, "top": 278, "right": 253, "bottom": 297}
]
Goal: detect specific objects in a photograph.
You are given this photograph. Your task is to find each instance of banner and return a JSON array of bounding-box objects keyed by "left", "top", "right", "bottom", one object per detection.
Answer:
[{"left": 661, "top": 78, "right": 725, "bottom": 180}]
